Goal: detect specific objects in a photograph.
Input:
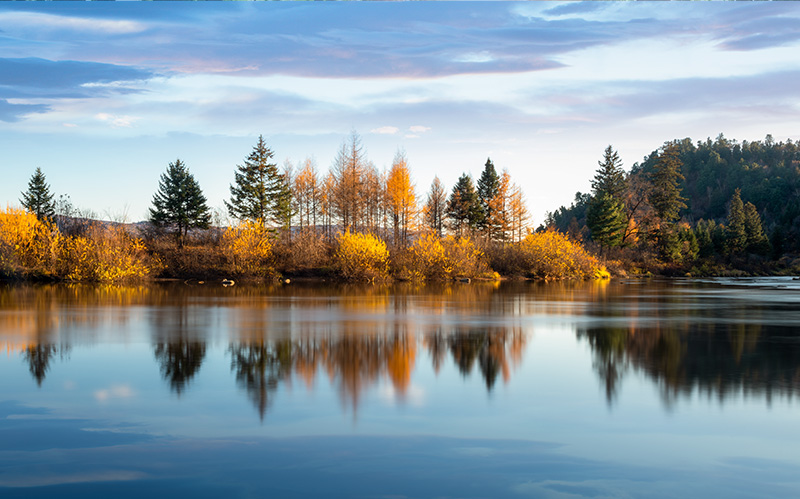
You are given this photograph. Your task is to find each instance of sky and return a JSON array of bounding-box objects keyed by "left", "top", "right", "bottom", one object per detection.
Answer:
[{"left": 2, "top": 1, "right": 800, "bottom": 224}]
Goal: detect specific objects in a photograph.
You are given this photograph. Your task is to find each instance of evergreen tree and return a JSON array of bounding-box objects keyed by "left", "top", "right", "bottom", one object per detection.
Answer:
[
  {"left": 592, "top": 145, "right": 627, "bottom": 201},
  {"left": 446, "top": 173, "right": 481, "bottom": 236},
  {"left": 587, "top": 146, "right": 628, "bottom": 249},
  {"left": 648, "top": 142, "right": 687, "bottom": 260},
  {"left": 149, "top": 159, "right": 211, "bottom": 247},
  {"left": 226, "top": 135, "right": 291, "bottom": 228},
  {"left": 743, "top": 201, "right": 769, "bottom": 255},
  {"left": 20, "top": 167, "right": 55, "bottom": 222},
  {"left": 649, "top": 143, "right": 686, "bottom": 223},
  {"left": 586, "top": 193, "right": 627, "bottom": 249},
  {"left": 476, "top": 158, "right": 500, "bottom": 233},
  {"left": 726, "top": 188, "right": 747, "bottom": 255}
]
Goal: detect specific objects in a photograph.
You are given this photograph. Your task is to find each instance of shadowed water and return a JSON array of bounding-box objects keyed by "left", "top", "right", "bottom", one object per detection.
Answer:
[{"left": 1, "top": 278, "right": 799, "bottom": 497}]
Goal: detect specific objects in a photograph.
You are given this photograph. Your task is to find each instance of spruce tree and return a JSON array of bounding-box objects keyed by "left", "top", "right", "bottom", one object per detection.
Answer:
[
  {"left": 446, "top": 173, "right": 481, "bottom": 236},
  {"left": 648, "top": 142, "right": 687, "bottom": 260},
  {"left": 476, "top": 158, "right": 500, "bottom": 234},
  {"left": 587, "top": 146, "right": 628, "bottom": 249},
  {"left": 586, "top": 193, "right": 627, "bottom": 249},
  {"left": 592, "top": 145, "right": 627, "bottom": 201},
  {"left": 149, "top": 159, "right": 211, "bottom": 247},
  {"left": 226, "top": 135, "right": 292, "bottom": 228},
  {"left": 20, "top": 167, "right": 55, "bottom": 222},
  {"left": 725, "top": 188, "right": 747, "bottom": 255},
  {"left": 743, "top": 201, "right": 769, "bottom": 255}
]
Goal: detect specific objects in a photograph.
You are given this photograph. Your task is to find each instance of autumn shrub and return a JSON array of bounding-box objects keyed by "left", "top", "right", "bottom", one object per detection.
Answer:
[
  {"left": 333, "top": 230, "right": 389, "bottom": 281},
  {"left": 220, "top": 220, "right": 274, "bottom": 277},
  {"left": 0, "top": 207, "right": 61, "bottom": 278},
  {"left": 516, "top": 229, "right": 606, "bottom": 280},
  {"left": 395, "top": 233, "right": 489, "bottom": 281},
  {"left": 57, "top": 224, "right": 161, "bottom": 282}
]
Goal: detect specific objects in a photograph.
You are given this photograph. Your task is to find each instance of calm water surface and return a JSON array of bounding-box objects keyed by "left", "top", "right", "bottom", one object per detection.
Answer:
[{"left": 1, "top": 278, "right": 799, "bottom": 498}]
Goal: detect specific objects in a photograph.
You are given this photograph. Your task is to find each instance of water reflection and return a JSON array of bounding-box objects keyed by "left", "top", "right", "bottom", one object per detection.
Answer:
[
  {"left": 2, "top": 280, "right": 800, "bottom": 418},
  {"left": 578, "top": 279, "right": 800, "bottom": 407}
]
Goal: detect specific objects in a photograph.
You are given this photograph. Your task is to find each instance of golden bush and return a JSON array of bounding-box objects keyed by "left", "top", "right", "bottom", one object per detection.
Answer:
[
  {"left": 518, "top": 229, "right": 606, "bottom": 280},
  {"left": 58, "top": 224, "right": 160, "bottom": 282},
  {"left": 334, "top": 230, "right": 389, "bottom": 281},
  {"left": 0, "top": 207, "right": 60, "bottom": 277},
  {"left": 397, "top": 233, "right": 488, "bottom": 281},
  {"left": 220, "top": 220, "right": 274, "bottom": 277}
]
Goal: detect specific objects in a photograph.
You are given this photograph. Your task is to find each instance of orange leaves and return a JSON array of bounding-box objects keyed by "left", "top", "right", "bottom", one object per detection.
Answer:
[
  {"left": 334, "top": 230, "right": 389, "bottom": 281},
  {"left": 220, "top": 220, "right": 274, "bottom": 277}
]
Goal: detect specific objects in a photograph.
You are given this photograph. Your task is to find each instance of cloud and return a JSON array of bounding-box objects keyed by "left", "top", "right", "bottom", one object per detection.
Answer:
[
  {"left": 0, "top": 58, "right": 155, "bottom": 99},
  {"left": 0, "top": 98, "right": 49, "bottom": 122},
  {"left": 408, "top": 125, "right": 431, "bottom": 133},
  {"left": 94, "top": 384, "right": 135, "bottom": 402},
  {"left": 544, "top": 2, "right": 608, "bottom": 17},
  {"left": 0, "top": 11, "right": 146, "bottom": 34},
  {"left": 370, "top": 126, "right": 399, "bottom": 135}
]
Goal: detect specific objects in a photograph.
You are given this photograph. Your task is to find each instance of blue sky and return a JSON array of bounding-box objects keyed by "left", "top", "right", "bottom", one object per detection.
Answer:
[{"left": 2, "top": 2, "right": 800, "bottom": 223}]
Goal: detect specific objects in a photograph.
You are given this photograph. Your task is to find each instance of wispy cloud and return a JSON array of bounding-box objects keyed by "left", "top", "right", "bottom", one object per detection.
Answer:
[
  {"left": 370, "top": 126, "right": 399, "bottom": 135},
  {"left": 0, "top": 11, "right": 146, "bottom": 34}
]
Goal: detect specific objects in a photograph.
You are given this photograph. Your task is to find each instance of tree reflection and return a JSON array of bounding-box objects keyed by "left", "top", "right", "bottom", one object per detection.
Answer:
[
  {"left": 22, "top": 344, "right": 69, "bottom": 386},
  {"left": 578, "top": 322, "right": 800, "bottom": 407},
  {"left": 154, "top": 342, "right": 207, "bottom": 396},
  {"left": 230, "top": 341, "right": 293, "bottom": 420}
]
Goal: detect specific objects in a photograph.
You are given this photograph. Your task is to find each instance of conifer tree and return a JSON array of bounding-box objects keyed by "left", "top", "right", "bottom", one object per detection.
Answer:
[
  {"left": 648, "top": 142, "right": 687, "bottom": 260},
  {"left": 446, "top": 173, "right": 481, "bottom": 236},
  {"left": 149, "top": 159, "right": 211, "bottom": 247},
  {"left": 476, "top": 158, "right": 500, "bottom": 233},
  {"left": 587, "top": 146, "right": 628, "bottom": 249},
  {"left": 587, "top": 193, "right": 627, "bottom": 249},
  {"left": 592, "top": 146, "right": 627, "bottom": 201},
  {"left": 424, "top": 176, "right": 447, "bottom": 238},
  {"left": 226, "top": 135, "right": 291, "bottom": 228},
  {"left": 20, "top": 167, "right": 55, "bottom": 222},
  {"left": 726, "top": 188, "right": 747, "bottom": 255},
  {"left": 744, "top": 201, "right": 769, "bottom": 255}
]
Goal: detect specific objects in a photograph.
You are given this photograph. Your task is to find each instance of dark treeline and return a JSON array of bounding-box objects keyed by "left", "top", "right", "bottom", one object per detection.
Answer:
[{"left": 545, "top": 134, "right": 799, "bottom": 274}]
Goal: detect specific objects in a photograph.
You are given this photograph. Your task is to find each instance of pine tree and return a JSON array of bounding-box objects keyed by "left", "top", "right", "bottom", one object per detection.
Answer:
[
  {"left": 446, "top": 173, "right": 481, "bottom": 236},
  {"left": 592, "top": 146, "right": 627, "bottom": 201},
  {"left": 424, "top": 176, "right": 447, "bottom": 238},
  {"left": 588, "top": 146, "right": 628, "bottom": 249},
  {"left": 226, "top": 135, "right": 291, "bottom": 229},
  {"left": 648, "top": 142, "right": 687, "bottom": 260},
  {"left": 586, "top": 193, "right": 627, "bottom": 249},
  {"left": 149, "top": 159, "right": 211, "bottom": 247},
  {"left": 20, "top": 167, "right": 55, "bottom": 222},
  {"left": 726, "top": 188, "right": 747, "bottom": 255},
  {"left": 649, "top": 143, "right": 686, "bottom": 223},
  {"left": 743, "top": 201, "right": 769, "bottom": 255},
  {"left": 476, "top": 158, "right": 500, "bottom": 234}
]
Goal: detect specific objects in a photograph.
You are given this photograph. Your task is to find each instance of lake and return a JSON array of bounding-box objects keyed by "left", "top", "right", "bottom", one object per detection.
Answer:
[{"left": 1, "top": 278, "right": 799, "bottom": 498}]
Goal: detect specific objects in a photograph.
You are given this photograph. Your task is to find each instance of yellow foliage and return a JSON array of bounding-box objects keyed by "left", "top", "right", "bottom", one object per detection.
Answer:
[
  {"left": 518, "top": 229, "right": 604, "bottom": 280},
  {"left": 334, "top": 230, "right": 389, "bottom": 281},
  {"left": 221, "top": 220, "right": 273, "bottom": 276},
  {"left": 400, "top": 233, "right": 488, "bottom": 280},
  {"left": 0, "top": 207, "right": 157, "bottom": 282},
  {"left": 58, "top": 224, "right": 160, "bottom": 282},
  {"left": 0, "top": 206, "right": 60, "bottom": 277}
]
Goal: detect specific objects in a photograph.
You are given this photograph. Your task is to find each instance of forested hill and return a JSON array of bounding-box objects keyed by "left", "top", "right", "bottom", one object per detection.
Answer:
[
  {"left": 634, "top": 135, "right": 800, "bottom": 230},
  {"left": 547, "top": 134, "right": 800, "bottom": 254}
]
